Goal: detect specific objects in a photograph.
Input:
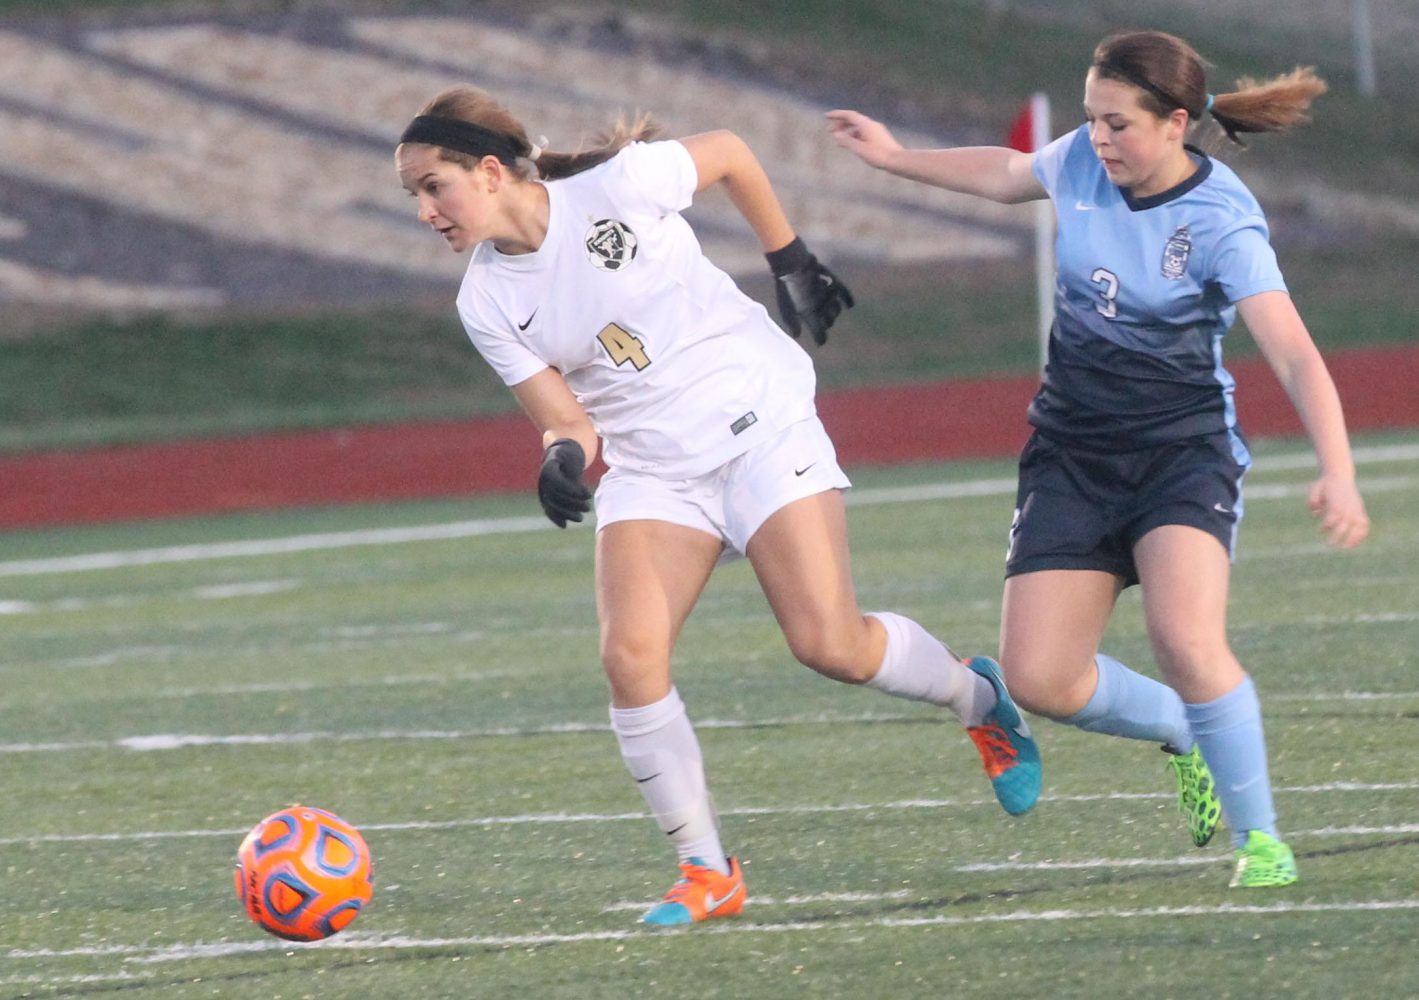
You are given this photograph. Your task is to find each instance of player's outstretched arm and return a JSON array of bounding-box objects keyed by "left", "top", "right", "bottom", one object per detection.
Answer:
[
  {"left": 826, "top": 109, "right": 1046, "bottom": 205},
  {"left": 679, "top": 129, "right": 852, "bottom": 345},
  {"left": 1240, "top": 290, "right": 1370, "bottom": 548}
]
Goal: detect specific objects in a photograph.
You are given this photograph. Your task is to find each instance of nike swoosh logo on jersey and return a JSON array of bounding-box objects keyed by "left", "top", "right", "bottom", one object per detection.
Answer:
[
  {"left": 517, "top": 308, "right": 538, "bottom": 331},
  {"left": 705, "top": 884, "right": 743, "bottom": 913}
]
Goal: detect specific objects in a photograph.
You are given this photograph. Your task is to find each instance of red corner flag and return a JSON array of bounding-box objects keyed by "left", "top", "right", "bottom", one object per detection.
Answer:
[
  {"left": 1006, "top": 93, "right": 1051, "bottom": 152},
  {"left": 1006, "top": 102, "right": 1036, "bottom": 152},
  {"left": 1004, "top": 93, "right": 1055, "bottom": 372}
]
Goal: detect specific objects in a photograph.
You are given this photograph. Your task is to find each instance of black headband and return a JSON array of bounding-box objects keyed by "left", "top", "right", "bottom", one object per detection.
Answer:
[
  {"left": 398, "top": 115, "right": 524, "bottom": 164},
  {"left": 1094, "top": 60, "right": 1203, "bottom": 117}
]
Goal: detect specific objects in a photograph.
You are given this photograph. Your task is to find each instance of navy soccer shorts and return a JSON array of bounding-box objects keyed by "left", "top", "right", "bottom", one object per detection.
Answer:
[{"left": 1004, "top": 430, "right": 1249, "bottom": 586}]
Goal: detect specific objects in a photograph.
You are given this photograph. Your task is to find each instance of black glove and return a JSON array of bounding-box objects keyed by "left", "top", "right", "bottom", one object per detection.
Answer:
[
  {"left": 766, "top": 236, "right": 854, "bottom": 346},
  {"left": 537, "top": 439, "right": 592, "bottom": 528}
]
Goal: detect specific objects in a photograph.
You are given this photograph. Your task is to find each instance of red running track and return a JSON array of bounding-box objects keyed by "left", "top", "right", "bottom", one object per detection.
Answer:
[{"left": 3, "top": 345, "right": 1416, "bottom": 531}]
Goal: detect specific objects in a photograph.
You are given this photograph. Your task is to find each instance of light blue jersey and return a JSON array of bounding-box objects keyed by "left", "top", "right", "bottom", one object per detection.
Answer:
[{"left": 1029, "top": 124, "right": 1288, "bottom": 450}]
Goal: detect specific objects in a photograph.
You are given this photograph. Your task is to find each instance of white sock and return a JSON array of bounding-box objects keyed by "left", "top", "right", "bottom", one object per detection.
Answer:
[
  {"left": 610, "top": 687, "right": 729, "bottom": 875},
  {"left": 864, "top": 611, "right": 994, "bottom": 726}
]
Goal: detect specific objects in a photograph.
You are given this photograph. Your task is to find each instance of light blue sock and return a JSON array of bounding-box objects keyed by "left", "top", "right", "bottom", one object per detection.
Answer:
[
  {"left": 1185, "top": 675, "right": 1280, "bottom": 849},
  {"left": 1062, "top": 654, "right": 1193, "bottom": 750}
]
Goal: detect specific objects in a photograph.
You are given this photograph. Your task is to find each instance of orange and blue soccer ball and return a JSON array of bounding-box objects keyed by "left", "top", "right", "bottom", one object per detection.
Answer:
[{"left": 234, "top": 805, "right": 374, "bottom": 941}]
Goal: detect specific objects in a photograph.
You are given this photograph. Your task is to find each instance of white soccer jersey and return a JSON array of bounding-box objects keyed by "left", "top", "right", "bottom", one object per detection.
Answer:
[{"left": 456, "top": 140, "right": 817, "bottom": 480}]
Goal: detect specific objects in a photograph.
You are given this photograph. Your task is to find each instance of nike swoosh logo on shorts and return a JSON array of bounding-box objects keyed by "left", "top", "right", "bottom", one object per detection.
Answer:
[
  {"left": 794, "top": 463, "right": 816, "bottom": 477},
  {"left": 1075, "top": 200, "right": 1096, "bottom": 211}
]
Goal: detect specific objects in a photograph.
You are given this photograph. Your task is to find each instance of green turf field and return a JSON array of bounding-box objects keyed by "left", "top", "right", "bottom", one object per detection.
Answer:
[{"left": 2, "top": 430, "right": 1416, "bottom": 998}]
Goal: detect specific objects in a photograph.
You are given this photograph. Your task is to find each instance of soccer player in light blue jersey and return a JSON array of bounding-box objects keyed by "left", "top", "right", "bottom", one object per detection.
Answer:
[{"left": 829, "top": 30, "right": 1370, "bottom": 887}]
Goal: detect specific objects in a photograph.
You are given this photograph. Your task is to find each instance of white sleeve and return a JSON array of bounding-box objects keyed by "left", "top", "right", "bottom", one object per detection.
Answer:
[
  {"left": 457, "top": 300, "right": 548, "bottom": 388},
  {"left": 604, "top": 140, "right": 698, "bottom": 217}
]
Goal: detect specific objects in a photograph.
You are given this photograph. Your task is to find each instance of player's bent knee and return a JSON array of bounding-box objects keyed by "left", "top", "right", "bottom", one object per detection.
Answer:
[
  {"left": 784, "top": 630, "right": 875, "bottom": 684},
  {"left": 1000, "top": 666, "right": 1082, "bottom": 719}
]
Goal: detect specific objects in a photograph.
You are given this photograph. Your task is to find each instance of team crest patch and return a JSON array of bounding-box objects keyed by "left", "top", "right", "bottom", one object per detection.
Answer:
[
  {"left": 585, "top": 219, "right": 638, "bottom": 271},
  {"left": 1161, "top": 225, "right": 1192, "bottom": 280}
]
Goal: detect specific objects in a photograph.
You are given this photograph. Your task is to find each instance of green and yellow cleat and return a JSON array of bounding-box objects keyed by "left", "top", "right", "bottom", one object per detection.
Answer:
[
  {"left": 1165, "top": 744, "right": 1222, "bottom": 848},
  {"left": 1230, "top": 830, "right": 1298, "bottom": 888}
]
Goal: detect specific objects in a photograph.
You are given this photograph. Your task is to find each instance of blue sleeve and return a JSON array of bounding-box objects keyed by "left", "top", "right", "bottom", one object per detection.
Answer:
[
  {"left": 1031, "top": 124, "right": 1088, "bottom": 200},
  {"left": 1209, "top": 222, "right": 1288, "bottom": 302}
]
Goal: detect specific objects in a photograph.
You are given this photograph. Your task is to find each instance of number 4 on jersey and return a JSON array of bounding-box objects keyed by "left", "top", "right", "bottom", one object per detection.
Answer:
[{"left": 597, "top": 323, "right": 652, "bottom": 370}]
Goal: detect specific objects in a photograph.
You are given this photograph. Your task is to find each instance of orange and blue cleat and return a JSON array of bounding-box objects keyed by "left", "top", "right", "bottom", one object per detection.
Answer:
[
  {"left": 641, "top": 856, "right": 747, "bottom": 926},
  {"left": 965, "top": 656, "right": 1042, "bottom": 815}
]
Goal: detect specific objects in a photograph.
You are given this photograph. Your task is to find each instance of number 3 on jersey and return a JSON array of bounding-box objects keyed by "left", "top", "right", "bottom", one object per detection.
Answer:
[
  {"left": 1090, "top": 267, "right": 1119, "bottom": 319},
  {"left": 597, "top": 323, "right": 652, "bottom": 371}
]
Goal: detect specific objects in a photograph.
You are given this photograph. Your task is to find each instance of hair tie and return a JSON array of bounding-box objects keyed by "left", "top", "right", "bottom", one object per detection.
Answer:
[
  {"left": 528, "top": 134, "right": 548, "bottom": 162},
  {"left": 1204, "top": 93, "right": 1215, "bottom": 113}
]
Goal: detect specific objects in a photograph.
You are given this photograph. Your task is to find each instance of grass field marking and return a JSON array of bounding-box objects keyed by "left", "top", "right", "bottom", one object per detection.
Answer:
[
  {"left": 0, "top": 972, "right": 150, "bottom": 989},
  {"left": 9, "top": 899, "right": 1418, "bottom": 968},
  {"left": 12, "top": 674, "right": 1419, "bottom": 753},
  {"left": 954, "top": 823, "right": 1419, "bottom": 871},
  {"left": 601, "top": 889, "right": 916, "bottom": 913},
  {"left": 150, "top": 669, "right": 521, "bottom": 699},
  {"left": 5, "top": 788, "right": 1416, "bottom": 847},
  {"left": 1243, "top": 473, "right": 1418, "bottom": 500},
  {"left": 0, "top": 711, "right": 917, "bottom": 754},
  {"left": 0, "top": 515, "right": 552, "bottom": 578},
  {"left": 1260, "top": 442, "right": 1419, "bottom": 471},
  {"left": 1270, "top": 690, "right": 1419, "bottom": 701},
  {"left": 4, "top": 444, "right": 1415, "bottom": 579},
  {"left": 0, "top": 578, "right": 302, "bottom": 617},
  {"left": 5, "top": 685, "right": 1417, "bottom": 753},
  {"left": 1298, "top": 611, "right": 1419, "bottom": 626}
]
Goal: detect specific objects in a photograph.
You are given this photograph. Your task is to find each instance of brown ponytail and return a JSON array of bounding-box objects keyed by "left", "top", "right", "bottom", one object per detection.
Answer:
[
  {"left": 1092, "top": 30, "right": 1327, "bottom": 148},
  {"left": 1209, "top": 68, "right": 1328, "bottom": 147},
  {"left": 408, "top": 86, "right": 662, "bottom": 180},
  {"left": 535, "top": 112, "right": 663, "bottom": 180}
]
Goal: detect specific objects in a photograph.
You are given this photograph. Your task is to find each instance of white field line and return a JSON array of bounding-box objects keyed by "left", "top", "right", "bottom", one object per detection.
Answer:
[
  {"left": 600, "top": 889, "right": 915, "bottom": 913},
  {"left": 4, "top": 785, "right": 1417, "bottom": 848},
  {"left": 0, "top": 711, "right": 905, "bottom": 755},
  {"left": 7, "top": 898, "right": 1419, "bottom": 966},
  {"left": 2, "top": 444, "right": 1415, "bottom": 579},
  {"left": 4, "top": 684, "right": 1416, "bottom": 754},
  {"left": 600, "top": 820, "right": 1419, "bottom": 908},
  {"left": 0, "top": 972, "right": 148, "bottom": 988},
  {"left": 0, "top": 578, "right": 302, "bottom": 615}
]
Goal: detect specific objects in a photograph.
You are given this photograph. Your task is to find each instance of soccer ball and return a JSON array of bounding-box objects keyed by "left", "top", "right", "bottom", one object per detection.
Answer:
[{"left": 234, "top": 805, "right": 374, "bottom": 941}]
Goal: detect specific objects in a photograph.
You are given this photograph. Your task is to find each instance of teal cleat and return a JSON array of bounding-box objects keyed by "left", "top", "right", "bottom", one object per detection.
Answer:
[
  {"left": 1165, "top": 744, "right": 1222, "bottom": 847},
  {"left": 1230, "top": 831, "right": 1297, "bottom": 888},
  {"left": 964, "top": 657, "right": 1042, "bottom": 815}
]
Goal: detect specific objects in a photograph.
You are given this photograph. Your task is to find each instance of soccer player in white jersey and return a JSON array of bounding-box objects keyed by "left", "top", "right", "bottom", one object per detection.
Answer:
[
  {"left": 829, "top": 30, "right": 1370, "bottom": 887},
  {"left": 395, "top": 86, "right": 1042, "bottom": 926}
]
